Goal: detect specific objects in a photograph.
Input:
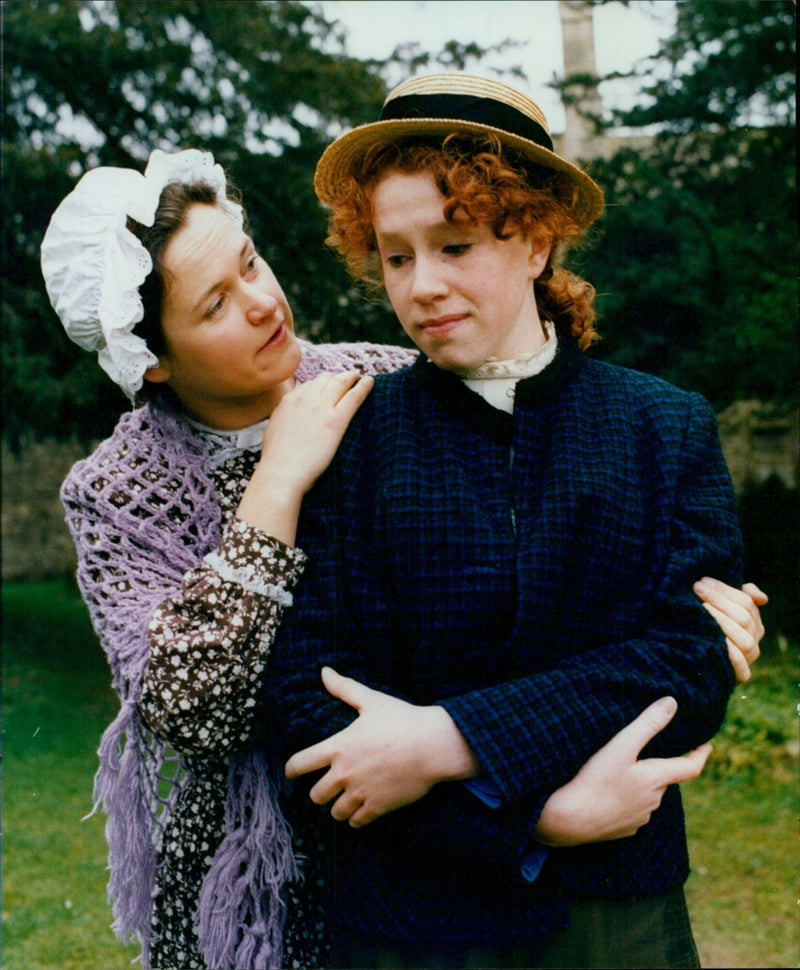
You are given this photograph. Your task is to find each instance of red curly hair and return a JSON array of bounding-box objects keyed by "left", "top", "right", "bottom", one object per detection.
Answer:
[{"left": 324, "top": 134, "right": 599, "bottom": 349}]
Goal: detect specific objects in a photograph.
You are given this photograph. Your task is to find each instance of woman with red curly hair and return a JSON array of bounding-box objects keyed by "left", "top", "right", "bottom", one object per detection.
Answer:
[
  {"left": 325, "top": 133, "right": 600, "bottom": 352},
  {"left": 267, "top": 74, "right": 753, "bottom": 968}
]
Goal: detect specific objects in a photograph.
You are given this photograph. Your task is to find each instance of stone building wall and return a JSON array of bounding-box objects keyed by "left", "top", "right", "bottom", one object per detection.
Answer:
[
  {"left": 1, "top": 438, "right": 92, "bottom": 581},
  {"left": 716, "top": 400, "right": 799, "bottom": 495}
]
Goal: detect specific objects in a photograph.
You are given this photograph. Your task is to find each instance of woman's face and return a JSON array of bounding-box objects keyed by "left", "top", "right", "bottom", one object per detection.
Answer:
[
  {"left": 144, "top": 203, "right": 301, "bottom": 428},
  {"left": 371, "top": 169, "right": 551, "bottom": 373}
]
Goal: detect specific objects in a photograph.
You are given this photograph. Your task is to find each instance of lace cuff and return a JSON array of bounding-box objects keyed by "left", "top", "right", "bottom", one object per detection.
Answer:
[{"left": 205, "top": 518, "right": 307, "bottom": 606}]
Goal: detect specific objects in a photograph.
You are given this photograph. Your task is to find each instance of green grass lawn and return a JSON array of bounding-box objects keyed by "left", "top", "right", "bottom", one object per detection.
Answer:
[
  {"left": 3, "top": 580, "right": 798, "bottom": 969},
  {"left": 2, "top": 580, "right": 140, "bottom": 969},
  {"left": 683, "top": 653, "right": 799, "bottom": 969}
]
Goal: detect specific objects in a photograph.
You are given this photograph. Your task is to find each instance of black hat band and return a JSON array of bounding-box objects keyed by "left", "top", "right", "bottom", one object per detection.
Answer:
[{"left": 379, "top": 93, "right": 554, "bottom": 153}]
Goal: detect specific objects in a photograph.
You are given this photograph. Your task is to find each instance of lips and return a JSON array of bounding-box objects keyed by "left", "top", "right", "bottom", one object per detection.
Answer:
[
  {"left": 260, "top": 322, "right": 287, "bottom": 352},
  {"left": 419, "top": 314, "right": 466, "bottom": 338}
]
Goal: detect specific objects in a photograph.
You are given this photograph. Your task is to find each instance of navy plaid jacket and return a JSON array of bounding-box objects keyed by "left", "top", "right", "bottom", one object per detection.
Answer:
[{"left": 267, "top": 333, "right": 742, "bottom": 948}]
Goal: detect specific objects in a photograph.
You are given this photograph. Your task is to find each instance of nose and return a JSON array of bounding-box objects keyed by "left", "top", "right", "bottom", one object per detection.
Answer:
[
  {"left": 410, "top": 255, "right": 448, "bottom": 303},
  {"left": 243, "top": 281, "right": 279, "bottom": 324}
]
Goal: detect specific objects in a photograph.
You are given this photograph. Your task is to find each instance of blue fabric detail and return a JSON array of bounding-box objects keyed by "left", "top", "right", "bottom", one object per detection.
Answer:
[
  {"left": 522, "top": 845, "right": 549, "bottom": 883},
  {"left": 465, "top": 778, "right": 549, "bottom": 883},
  {"left": 464, "top": 777, "right": 502, "bottom": 809}
]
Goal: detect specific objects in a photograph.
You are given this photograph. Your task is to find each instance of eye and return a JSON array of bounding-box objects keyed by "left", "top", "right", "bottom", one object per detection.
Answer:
[
  {"left": 385, "top": 254, "right": 410, "bottom": 269},
  {"left": 443, "top": 243, "right": 471, "bottom": 256},
  {"left": 244, "top": 250, "right": 259, "bottom": 274},
  {"left": 206, "top": 293, "right": 227, "bottom": 318}
]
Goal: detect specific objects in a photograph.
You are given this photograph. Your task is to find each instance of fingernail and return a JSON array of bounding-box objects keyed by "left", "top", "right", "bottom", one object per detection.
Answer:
[{"left": 655, "top": 696, "right": 678, "bottom": 717}]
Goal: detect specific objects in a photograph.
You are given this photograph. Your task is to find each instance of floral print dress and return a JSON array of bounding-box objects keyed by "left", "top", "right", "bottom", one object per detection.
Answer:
[{"left": 139, "top": 427, "right": 329, "bottom": 969}]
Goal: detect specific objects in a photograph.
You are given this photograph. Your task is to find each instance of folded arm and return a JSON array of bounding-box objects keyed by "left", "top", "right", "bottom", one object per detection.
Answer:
[
  {"left": 440, "top": 395, "right": 743, "bottom": 802},
  {"left": 269, "top": 391, "right": 744, "bottom": 869}
]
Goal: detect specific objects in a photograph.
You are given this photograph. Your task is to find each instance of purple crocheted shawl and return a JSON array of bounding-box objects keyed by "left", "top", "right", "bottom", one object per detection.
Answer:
[{"left": 60, "top": 341, "right": 417, "bottom": 969}]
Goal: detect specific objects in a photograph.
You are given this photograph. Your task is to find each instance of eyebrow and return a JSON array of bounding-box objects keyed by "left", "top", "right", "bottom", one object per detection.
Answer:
[{"left": 190, "top": 238, "right": 253, "bottom": 314}]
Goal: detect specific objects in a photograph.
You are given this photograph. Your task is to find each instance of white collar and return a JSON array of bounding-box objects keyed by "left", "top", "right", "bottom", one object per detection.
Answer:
[
  {"left": 461, "top": 322, "right": 557, "bottom": 413},
  {"left": 187, "top": 417, "right": 268, "bottom": 466}
]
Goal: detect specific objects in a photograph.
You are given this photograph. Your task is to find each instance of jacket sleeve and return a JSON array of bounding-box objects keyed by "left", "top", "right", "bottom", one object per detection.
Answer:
[
  {"left": 440, "top": 391, "right": 741, "bottom": 803},
  {"left": 265, "top": 443, "right": 551, "bottom": 877},
  {"left": 267, "top": 392, "right": 741, "bottom": 872}
]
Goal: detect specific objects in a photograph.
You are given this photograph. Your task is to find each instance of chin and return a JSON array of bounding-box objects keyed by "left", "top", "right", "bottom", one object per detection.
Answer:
[
  {"left": 276, "top": 331, "right": 302, "bottom": 373},
  {"left": 288, "top": 335, "right": 303, "bottom": 369},
  {"left": 426, "top": 350, "right": 482, "bottom": 374}
]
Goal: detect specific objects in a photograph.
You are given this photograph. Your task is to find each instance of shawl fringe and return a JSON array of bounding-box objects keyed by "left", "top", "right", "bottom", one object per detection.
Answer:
[
  {"left": 196, "top": 750, "right": 299, "bottom": 970},
  {"left": 93, "top": 703, "right": 158, "bottom": 967}
]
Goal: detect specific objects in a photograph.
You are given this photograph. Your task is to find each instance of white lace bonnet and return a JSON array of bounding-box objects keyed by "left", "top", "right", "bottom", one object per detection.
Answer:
[{"left": 40, "top": 149, "right": 243, "bottom": 402}]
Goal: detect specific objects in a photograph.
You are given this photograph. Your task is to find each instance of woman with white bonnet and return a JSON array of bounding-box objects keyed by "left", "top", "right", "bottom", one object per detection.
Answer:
[{"left": 40, "top": 146, "right": 765, "bottom": 969}]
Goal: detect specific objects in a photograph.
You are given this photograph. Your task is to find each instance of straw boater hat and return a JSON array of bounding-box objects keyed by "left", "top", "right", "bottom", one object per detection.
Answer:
[{"left": 314, "top": 72, "right": 604, "bottom": 228}]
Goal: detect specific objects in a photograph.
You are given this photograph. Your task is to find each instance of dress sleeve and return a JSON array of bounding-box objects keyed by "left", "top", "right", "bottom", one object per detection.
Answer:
[
  {"left": 61, "top": 444, "right": 305, "bottom": 762},
  {"left": 139, "top": 518, "right": 305, "bottom": 758}
]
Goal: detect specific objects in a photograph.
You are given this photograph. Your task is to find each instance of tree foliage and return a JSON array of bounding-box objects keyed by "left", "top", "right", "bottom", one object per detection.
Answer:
[
  {"left": 578, "top": 0, "right": 797, "bottom": 409},
  {"left": 2, "top": 0, "right": 796, "bottom": 446},
  {"left": 617, "top": 0, "right": 795, "bottom": 132},
  {"left": 2, "top": 0, "right": 502, "bottom": 444}
]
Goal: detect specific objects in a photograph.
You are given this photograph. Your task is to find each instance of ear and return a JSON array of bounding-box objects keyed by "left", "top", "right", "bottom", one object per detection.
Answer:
[
  {"left": 527, "top": 236, "right": 552, "bottom": 280},
  {"left": 143, "top": 359, "right": 171, "bottom": 384}
]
